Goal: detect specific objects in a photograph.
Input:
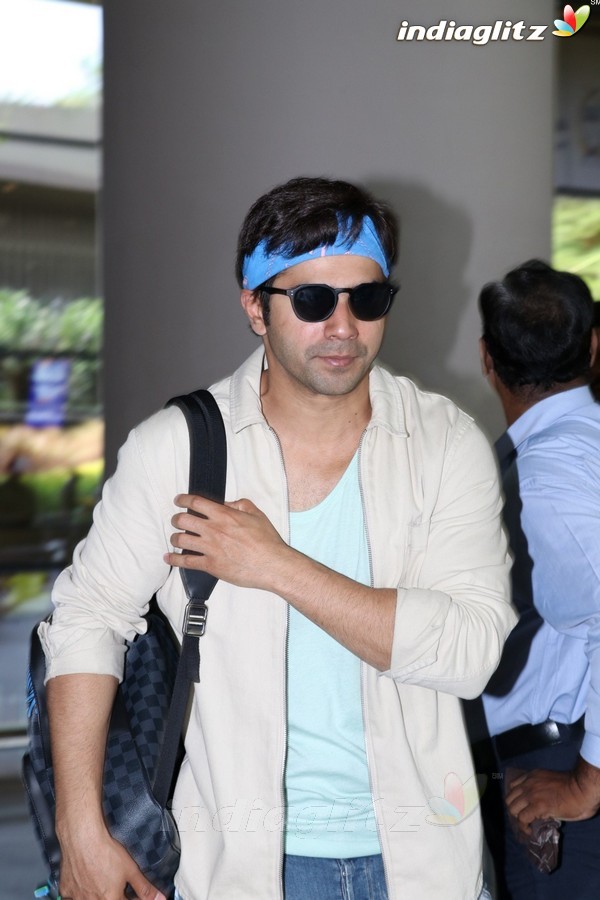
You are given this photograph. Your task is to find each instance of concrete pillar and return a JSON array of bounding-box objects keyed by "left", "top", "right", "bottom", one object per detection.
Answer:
[{"left": 103, "top": 0, "right": 554, "bottom": 469}]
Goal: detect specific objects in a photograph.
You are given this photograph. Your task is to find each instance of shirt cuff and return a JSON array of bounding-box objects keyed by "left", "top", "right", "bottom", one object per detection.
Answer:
[
  {"left": 580, "top": 732, "right": 600, "bottom": 769},
  {"left": 38, "top": 620, "right": 127, "bottom": 684},
  {"left": 385, "top": 586, "right": 450, "bottom": 678}
]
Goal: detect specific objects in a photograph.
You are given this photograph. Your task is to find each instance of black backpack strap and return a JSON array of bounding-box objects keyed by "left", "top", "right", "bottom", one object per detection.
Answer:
[
  {"left": 153, "top": 389, "right": 226, "bottom": 806},
  {"left": 169, "top": 389, "right": 227, "bottom": 600}
]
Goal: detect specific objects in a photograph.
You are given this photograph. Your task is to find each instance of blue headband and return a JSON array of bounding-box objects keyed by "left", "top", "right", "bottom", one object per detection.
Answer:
[{"left": 242, "top": 216, "right": 390, "bottom": 289}]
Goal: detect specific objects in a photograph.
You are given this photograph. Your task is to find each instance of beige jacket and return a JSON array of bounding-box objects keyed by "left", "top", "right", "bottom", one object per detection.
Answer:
[{"left": 42, "top": 347, "right": 514, "bottom": 899}]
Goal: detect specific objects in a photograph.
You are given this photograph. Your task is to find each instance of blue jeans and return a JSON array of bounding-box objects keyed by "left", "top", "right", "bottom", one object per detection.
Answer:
[
  {"left": 283, "top": 854, "right": 387, "bottom": 900},
  {"left": 175, "top": 861, "right": 492, "bottom": 899}
]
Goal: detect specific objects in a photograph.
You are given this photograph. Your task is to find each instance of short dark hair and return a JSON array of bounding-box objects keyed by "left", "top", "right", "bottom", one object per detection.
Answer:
[
  {"left": 235, "top": 176, "right": 399, "bottom": 289},
  {"left": 479, "top": 259, "right": 594, "bottom": 394}
]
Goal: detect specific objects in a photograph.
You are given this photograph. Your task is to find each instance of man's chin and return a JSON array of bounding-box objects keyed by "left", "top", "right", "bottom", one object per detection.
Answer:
[{"left": 303, "top": 365, "right": 372, "bottom": 397}]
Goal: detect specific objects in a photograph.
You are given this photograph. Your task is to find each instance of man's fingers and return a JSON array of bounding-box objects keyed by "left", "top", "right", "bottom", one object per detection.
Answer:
[
  {"left": 173, "top": 493, "right": 258, "bottom": 517},
  {"left": 506, "top": 772, "right": 527, "bottom": 791},
  {"left": 505, "top": 784, "right": 525, "bottom": 808},
  {"left": 169, "top": 500, "right": 261, "bottom": 542},
  {"left": 169, "top": 528, "right": 202, "bottom": 550},
  {"left": 124, "top": 853, "right": 165, "bottom": 900},
  {"left": 507, "top": 796, "right": 529, "bottom": 821},
  {"left": 164, "top": 549, "right": 208, "bottom": 569},
  {"left": 175, "top": 493, "right": 220, "bottom": 513},
  {"left": 171, "top": 511, "right": 202, "bottom": 530},
  {"left": 225, "top": 497, "right": 258, "bottom": 514},
  {"left": 506, "top": 793, "right": 535, "bottom": 834},
  {"left": 128, "top": 868, "right": 165, "bottom": 900}
]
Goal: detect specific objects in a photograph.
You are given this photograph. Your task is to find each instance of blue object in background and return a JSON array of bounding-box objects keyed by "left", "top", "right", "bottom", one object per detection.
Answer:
[{"left": 25, "top": 359, "right": 71, "bottom": 427}]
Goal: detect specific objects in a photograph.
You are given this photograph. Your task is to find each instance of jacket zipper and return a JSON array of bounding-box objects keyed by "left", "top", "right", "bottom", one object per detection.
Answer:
[
  {"left": 268, "top": 424, "right": 290, "bottom": 900},
  {"left": 357, "top": 428, "right": 392, "bottom": 897}
]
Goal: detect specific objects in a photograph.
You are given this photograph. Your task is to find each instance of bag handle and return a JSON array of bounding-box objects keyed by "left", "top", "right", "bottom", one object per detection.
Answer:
[{"left": 152, "top": 389, "right": 226, "bottom": 806}]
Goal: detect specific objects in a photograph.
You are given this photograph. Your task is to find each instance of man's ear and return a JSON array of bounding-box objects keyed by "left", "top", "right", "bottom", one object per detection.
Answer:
[
  {"left": 479, "top": 337, "right": 494, "bottom": 378},
  {"left": 241, "top": 289, "right": 267, "bottom": 336},
  {"left": 590, "top": 328, "right": 599, "bottom": 367}
]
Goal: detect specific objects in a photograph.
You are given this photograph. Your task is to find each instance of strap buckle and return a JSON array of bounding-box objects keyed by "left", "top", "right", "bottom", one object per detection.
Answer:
[{"left": 183, "top": 600, "right": 208, "bottom": 637}]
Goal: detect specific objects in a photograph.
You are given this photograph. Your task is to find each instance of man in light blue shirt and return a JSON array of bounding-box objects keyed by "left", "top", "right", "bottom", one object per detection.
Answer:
[{"left": 479, "top": 259, "right": 600, "bottom": 898}]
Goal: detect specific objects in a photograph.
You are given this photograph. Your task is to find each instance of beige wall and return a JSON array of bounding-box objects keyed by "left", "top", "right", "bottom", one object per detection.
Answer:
[{"left": 103, "top": 0, "right": 555, "bottom": 470}]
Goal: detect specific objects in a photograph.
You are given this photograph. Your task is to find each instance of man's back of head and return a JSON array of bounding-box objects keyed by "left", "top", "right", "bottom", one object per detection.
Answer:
[{"left": 479, "top": 259, "right": 594, "bottom": 402}]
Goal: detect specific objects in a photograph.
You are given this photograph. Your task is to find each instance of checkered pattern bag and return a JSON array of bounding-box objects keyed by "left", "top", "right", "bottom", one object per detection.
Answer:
[
  {"left": 23, "top": 611, "right": 181, "bottom": 897},
  {"left": 22, "top": 389, "right": 226, "bottom": 899}
]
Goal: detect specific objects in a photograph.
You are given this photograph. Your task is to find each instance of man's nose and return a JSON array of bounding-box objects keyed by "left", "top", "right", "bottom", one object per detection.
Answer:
[{"left": 323, "top": 295, "right": 358, "bottom": 338}]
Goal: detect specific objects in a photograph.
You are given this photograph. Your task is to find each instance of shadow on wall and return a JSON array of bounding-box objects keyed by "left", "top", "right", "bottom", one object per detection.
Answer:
[{"left": 366, "top": 178, "right": 498, "bottom": 435}]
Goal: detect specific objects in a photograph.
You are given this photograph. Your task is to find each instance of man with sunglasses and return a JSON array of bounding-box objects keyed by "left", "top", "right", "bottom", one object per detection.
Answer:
[{"left": 44, "top": 176, "right": 514, "bottom": 900}]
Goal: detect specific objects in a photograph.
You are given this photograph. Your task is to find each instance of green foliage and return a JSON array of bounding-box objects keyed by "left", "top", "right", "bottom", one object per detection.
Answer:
[
  {"left": 0, "top": 572, "right": 47, "bottom": 615},
  {"left": 57, "top": 298, "right": 103, "bottom": 353},
  {"left": 25, "top": 462, "right": 102, "bottom": 512},
  {"left": 0, "top": 290, "right": 103, "bottom": 411},
  {"left": 0, "top": 289, "right": 103, "bottom": 354},
  {"left": 20, "top": 299, "right": 63, "bottom": 351},
  {"left": 553, "top": 195, "right": 600, "bottom": 302},
  {"left": 75, "top": 461, "right": 104, "bottom": 501},
  {"left": 0, "top": 461, "right": 103, "bottom": 515},
  {"left": 0, "top": 290, "right": 39, "bottom": 346}
]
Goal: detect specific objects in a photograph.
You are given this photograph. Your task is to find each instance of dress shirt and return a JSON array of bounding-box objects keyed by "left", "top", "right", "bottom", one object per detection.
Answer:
[{"left": 483, "top": 386, "right": 600, "bottom": 766}]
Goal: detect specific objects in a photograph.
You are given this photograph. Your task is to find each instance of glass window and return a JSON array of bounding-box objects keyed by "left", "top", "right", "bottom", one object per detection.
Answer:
[{"left": 0, "top": 0, "right": 103, "bottom": 738}]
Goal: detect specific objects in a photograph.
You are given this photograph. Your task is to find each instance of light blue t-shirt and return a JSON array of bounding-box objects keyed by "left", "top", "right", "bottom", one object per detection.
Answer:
[{"left": 285, "top": 452, "right": 381, "bottom": 857}]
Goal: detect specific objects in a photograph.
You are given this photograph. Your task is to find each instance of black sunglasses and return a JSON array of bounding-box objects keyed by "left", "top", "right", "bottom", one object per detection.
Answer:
[{"left": 260, "top": 281, "right": 398, "bottom": 323}]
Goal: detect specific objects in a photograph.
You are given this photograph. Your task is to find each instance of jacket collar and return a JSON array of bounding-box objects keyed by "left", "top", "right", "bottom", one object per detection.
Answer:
[{"left": 229, "top": 346, "right": 408, "bottom": 437}]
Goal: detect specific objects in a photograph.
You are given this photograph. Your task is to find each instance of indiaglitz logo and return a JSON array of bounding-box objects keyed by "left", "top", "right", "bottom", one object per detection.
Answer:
[
  {"left": 396, "top": 7, "right": 593, "bottom": 44},
  {"left": 427, "top": 773, "right": 487, "bottom": 826},
  {"left": 396, "top": 19, "right": 548, "bottom": 44},
  {"left": 553, "top": 4, "right": 590, "bottom": 36}
]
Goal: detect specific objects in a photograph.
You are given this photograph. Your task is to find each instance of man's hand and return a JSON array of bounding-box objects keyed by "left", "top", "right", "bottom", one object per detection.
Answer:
[
  {"left": 57, "top": 822, "right": 165, "bottom": 899},
  {"left": 506, "top": 757, "right": 600, "bottom": 836},
  {"left": 48, "top": 673, "right": 165, "bottom": 899},
  {"left": 165, "top": 493, "right": 396, "bottom": 670},
  {"left": 48, "top": 673, "right": 164, "bottom": 900},
  {"left": 164, "top": 494, "right": 293, "bottom": 591}
]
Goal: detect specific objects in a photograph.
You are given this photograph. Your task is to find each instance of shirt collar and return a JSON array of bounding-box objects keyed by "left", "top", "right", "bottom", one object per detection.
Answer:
[{"left": 507, "top": 385, "right": 595, "bottom": 452}]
